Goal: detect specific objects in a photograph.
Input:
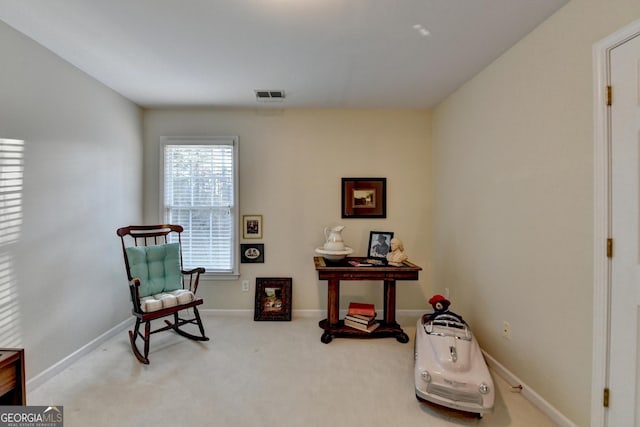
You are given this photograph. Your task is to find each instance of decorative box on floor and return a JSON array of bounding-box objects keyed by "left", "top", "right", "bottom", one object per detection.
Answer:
[{"left": 254, "top": 277, "right": 292, "bottom": 321}]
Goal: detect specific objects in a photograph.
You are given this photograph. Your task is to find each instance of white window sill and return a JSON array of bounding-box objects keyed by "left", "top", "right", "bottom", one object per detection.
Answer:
[{"left": 201, "top": 272, "right": 240, "bottom": 281}]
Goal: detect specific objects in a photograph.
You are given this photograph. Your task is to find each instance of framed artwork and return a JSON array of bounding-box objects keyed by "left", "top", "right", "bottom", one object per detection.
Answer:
[
  {"left": 240, "top": 243, "right": 264, "bottom": 263},
  {"left": 254, "top": 277, "right": 292, "bottom": 321},
  {"left": 242, "top": 214, "right": 263, "bottom": 239},
  {"left": 341, "top": 178, "right": 387, "bottom": 218},
  {"left": 368, "top": 231, "right": 394, "bottom": 259}
]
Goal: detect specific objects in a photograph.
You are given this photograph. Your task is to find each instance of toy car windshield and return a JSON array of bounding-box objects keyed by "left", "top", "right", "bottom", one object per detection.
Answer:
[{"left": 424, "top": 314, "right": 472, "bottom": 341}]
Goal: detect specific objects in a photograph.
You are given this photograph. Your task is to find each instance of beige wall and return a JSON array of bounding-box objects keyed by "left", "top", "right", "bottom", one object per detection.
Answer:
[
  {"left": 143, "top": 109, "right": 433, "bottom": 312},
  {"left": 432, "top": 1, "right": 640, "bottom": 425},
  {"left": 0, "top": 21, "right": 143, "bottom": 379}
]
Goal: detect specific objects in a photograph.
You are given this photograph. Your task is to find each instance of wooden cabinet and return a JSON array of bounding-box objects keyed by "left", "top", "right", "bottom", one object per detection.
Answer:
[
  {"left": 314, "top": 257, "right": 422, "bottom": 344},
  {"left": 0, "top": 348, "right": 26, "bottom": 405}
]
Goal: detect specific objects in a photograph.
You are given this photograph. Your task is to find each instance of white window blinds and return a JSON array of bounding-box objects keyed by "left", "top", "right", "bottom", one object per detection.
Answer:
[{"left": 162, "top": 137, "right": 238, "bottom": 275}]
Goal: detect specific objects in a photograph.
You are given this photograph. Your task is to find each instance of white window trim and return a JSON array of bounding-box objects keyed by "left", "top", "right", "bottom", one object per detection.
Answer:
[{"left": 160, "top": 135, "right": 240, "bottom": 280}]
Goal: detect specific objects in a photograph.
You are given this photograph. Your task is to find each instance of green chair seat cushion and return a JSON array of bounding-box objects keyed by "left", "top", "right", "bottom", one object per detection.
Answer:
[{"left": 125, "top": 243, "right": 182, "bottom": 297}]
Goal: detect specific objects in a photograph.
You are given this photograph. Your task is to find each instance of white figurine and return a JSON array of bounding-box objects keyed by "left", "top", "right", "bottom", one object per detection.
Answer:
[{"left": 386, "top": 237, "right": 408, "bottom": 266}]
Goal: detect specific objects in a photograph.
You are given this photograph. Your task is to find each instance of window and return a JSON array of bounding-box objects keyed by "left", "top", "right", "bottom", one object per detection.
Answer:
[{"left": 161, "top": 136, "right": 239, "bottom": 278}]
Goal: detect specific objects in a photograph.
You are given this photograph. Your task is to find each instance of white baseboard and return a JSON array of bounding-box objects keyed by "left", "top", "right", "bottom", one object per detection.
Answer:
[
  {"left": 200, "top": 309, "right": 253, "bottom": 316},
  {"left": 200, "top": 308, "right": 426, "bottom": 322},
  {"left": 27, "top": 317, "right": 132, "bottom": 393},
  {"left": 482, "top": 350, "right": 577, "bottom": 427},
  {"left": 200, "top": 309, "right": 339, "bottom": 318}
]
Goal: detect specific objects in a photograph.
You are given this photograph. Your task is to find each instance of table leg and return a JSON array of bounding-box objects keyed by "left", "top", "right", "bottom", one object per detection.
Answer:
[
  {"left": 384, "top": 279, "right": 409, "bottom": 343},
  {"left": 384, "top": 280, "right": 397, "bottom": 324},
  {"left": 327, "top": 278, "right": 340, "bottom": 327}
]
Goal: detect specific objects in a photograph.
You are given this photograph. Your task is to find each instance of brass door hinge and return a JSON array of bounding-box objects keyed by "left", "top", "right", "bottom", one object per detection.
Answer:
[
  {"left": 603, "top": 388, "right": 610, "bottom": 407},
  {"left": 606, "top": 86, "right": 612, "bottom": 106},
  {"left": 607, "top": 238, "right": 613, "bottom": 258}
]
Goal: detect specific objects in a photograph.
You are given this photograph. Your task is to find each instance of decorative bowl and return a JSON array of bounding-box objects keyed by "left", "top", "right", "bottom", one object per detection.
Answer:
[{"left": 314, "top": 247, "right": 353, "bottom": 261}]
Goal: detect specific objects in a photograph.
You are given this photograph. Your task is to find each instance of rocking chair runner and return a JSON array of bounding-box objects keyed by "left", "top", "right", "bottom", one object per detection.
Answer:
[{"left": 116, "top": 224, "right": 209, "bottom": 364}]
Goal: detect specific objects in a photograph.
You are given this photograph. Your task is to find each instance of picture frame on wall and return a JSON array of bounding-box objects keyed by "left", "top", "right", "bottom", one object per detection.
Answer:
[
  {"left": 368, "top": 231, "right": 394, "bottom": 259},
  {"left": 341, "top": 178, "right": 387, "bottom": 218},
  {"left": 254, "top": 277, "right": 292, "bottom": 321},
  {"left": 240, "top": 243, "right": 264, "bottom": 263},
  {"left": 242, "top": 214, "right": 263, "bottom": 239}
]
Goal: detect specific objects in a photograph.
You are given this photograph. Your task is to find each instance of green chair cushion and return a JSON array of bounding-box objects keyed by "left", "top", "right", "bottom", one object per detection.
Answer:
[{"left": 125, "top": 243, "right": 182, "bottom": 297}]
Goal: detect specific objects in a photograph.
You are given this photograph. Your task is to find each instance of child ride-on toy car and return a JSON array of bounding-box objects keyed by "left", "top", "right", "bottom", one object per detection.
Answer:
[{"left": 414, "top": 295, "right": 495, "bottom": 417}]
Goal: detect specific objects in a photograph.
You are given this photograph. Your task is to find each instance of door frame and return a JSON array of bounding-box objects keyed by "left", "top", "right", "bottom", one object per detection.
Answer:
[{"left": 592, "top": 18, "right": 640, "bottom": 427}]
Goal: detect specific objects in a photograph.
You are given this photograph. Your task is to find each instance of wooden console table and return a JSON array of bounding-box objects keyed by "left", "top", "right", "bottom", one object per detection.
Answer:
[
  {"left": 0, "top": 348, "right": 26, "bottom": 405},
  {"left": 314, "top": 256, "right": 422, "bottom": 344}
]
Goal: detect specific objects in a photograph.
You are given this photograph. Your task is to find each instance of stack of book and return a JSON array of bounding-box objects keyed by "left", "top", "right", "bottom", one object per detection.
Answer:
[{"left": 344, "top": 302, "right": 379, "bottom": 333}]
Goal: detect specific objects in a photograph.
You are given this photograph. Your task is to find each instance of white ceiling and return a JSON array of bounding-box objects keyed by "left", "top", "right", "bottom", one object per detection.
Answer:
[{"left": 0, "top": 0, "right": 568, "bottom": 109}]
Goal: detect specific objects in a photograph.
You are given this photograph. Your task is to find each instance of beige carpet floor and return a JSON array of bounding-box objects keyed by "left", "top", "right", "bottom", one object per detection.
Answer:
[{"left": 28, "top": 313, "right": 558, "bottom": 427}]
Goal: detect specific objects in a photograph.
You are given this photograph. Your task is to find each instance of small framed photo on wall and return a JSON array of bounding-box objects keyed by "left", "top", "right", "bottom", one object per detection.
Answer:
[
  {"left": 341, "top": 178, "right": 387, "bottom": 218},
  {"left": 242, "top": 214, "right": 263, "bottom": 239},
  {"left": 240, "top": 243, "right": 264, "bottom": 263}
]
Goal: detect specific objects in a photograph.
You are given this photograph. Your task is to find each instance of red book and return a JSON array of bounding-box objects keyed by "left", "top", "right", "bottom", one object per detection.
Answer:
[{"left": 348, "top": 302, "right": 375, "bottom": 317}]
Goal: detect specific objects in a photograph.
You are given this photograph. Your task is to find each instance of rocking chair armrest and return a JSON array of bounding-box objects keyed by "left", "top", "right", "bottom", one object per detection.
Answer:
[
  {"left": 182, "top": 267, "right": 205, "bottom": 275},
  {"left": 129, "top": 278, "right": 143, "bottom": 312},
  {"left": 181, "top": 267, "right": 205, "bottom": 294}
]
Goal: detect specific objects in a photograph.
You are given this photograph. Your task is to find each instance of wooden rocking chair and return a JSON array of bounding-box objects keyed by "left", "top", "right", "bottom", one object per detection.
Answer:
[{"left": 117, "top": 224, "right": 209, "bottom": 364}]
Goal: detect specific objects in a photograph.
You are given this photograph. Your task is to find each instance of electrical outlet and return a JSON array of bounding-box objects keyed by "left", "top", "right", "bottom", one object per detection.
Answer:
[
  {"left": 444, "top": 288, "right": 450, "bottom": 299},
  {"left": 242, "top": 280, "right": 249, "bottom": 292},
  {"left": 502, "top": 321, "right": 512, "bottom": 340}
]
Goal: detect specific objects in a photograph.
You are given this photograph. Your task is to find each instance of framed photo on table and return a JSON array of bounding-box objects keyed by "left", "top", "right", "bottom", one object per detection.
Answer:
[
  {"left": 341, "top": 178, "right": 387, "bottom": 218},
  {"left": 242, "top": 215, "right": 263, "bottom": 239},
  {"left": 254, "top": 277, "right": 292, "bottom": 321},
  {"left": 368, "top": 231, "right": 394, "bottom": 259}
]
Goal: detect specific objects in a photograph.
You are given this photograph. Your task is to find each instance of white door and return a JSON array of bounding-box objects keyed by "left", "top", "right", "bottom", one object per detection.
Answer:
[{"left": 610, "top": 32, "right": 640, "bottom": 427}]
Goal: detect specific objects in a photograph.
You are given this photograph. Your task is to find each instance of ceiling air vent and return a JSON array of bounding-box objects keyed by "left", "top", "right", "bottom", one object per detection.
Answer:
[{"left": 255, "top": 89, "right": 285, "bottom": 102}]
